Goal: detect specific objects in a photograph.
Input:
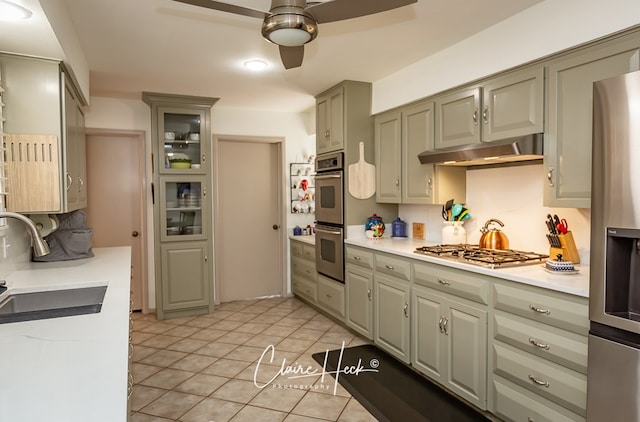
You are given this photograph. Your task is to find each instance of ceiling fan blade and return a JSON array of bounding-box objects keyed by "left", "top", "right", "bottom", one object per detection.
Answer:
[
  {"left": 279, "top": 45, "right": 304, "bottom": 69},
  {"left": 171, "top": 0, "right": 267, "bottom": 19},
  {"left": 306, "top": 0, "right": 417, "bottom": 23}
]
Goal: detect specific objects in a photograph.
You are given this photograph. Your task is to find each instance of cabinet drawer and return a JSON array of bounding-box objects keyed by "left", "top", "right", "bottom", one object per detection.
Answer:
[
  {"left": 291, "top": 256, "right": 316, "bottom": 281},
  {"left": 492, "top": 342, "right": 586, "bottom": 416},
  {"left": 491, "top": 376, "right": 585, "bottom": 422},
  {"left": 413, "top": 261, "right": 489, "bottom": 305},
  {"left": 492, "top": 311, "right": 588, "bottom": 374},
  {"left": 291, "top": 241, "right": 304, "bottom": 258},
  {"left": 345, "top": 246, "right": 374, "bottom": 270},
  {"left": 302, "top": 244, "right": 315, "bottom": 261},
  {"left": 493, "top": 282, "right": 588, "bottom": 335},
  {"left": 317, "top": 275, "right": 345, "bottom": 318},
  {"left": 293, "top": 276, "right": 317, "bottom": 303},
  {"left": 375, "top": 253, "right": 411, "bottom": 281}
]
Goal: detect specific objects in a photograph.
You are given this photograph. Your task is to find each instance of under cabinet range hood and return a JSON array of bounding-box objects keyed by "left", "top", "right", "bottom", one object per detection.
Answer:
[{"left": 418, "top": 133, "right": 544, "bottom": 166}]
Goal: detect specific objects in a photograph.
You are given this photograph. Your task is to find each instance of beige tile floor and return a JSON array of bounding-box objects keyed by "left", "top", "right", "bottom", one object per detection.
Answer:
[{"left": 130, "top": 296, "right": 379, "bottom": 422}]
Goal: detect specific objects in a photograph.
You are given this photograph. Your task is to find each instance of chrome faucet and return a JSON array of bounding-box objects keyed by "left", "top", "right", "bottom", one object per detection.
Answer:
[{"left": 0, "top": 212, "right": 50, "bottom": 257}]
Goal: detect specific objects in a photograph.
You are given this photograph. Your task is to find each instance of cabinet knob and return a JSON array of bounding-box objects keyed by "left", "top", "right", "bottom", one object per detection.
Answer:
[
  {"left": 272, "top": 224, "right": 280, "bottom": 230},
  {"left": 547, "top": 167, "right": 554, "bottom": 187},
  {"left": 132, "top": 231, "right": 139, "bottom": 237},
  {"left": 201, "top": 153, "right": 206, "bottom": 163},
  {"left": 482, "top": 105, "right": 489, "bottom": 124}
]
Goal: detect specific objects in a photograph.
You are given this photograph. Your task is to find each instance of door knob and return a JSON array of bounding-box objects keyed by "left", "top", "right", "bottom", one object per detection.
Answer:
[
  {"left": 272, "top": 224, "right": 279, "bottom": 230},
  {"left": 132, "top": 231, "right": 139, "bottom": 237}
]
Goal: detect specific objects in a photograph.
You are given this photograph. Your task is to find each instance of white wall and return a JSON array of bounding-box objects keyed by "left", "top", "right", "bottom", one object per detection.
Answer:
[{"left": 372, "top": 0, "right": 640, "bottom": 113}]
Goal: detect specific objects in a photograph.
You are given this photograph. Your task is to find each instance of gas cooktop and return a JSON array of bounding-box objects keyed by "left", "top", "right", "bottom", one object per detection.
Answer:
[{"left": 414, "top": 244, "right": 549, "bottom": 269}]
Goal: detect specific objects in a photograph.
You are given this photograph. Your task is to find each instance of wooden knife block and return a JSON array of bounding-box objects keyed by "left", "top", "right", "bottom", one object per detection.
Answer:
[{"left": 549, "top": 231, "right": 580, "bottom": 264}]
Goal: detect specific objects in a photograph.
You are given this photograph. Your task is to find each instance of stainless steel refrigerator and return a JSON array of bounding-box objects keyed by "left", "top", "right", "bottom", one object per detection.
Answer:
[{"left": 588, "top": 70, "right": 640, "bottom": 420}]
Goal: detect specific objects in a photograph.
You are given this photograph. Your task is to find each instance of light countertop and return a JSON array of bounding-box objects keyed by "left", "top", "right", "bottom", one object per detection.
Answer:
[
  {"left": 345, "top": 237, "right": 589, "bottom": 298},
  {"left": 0, "top": 247, "right": 132, "bottom": 422},
  {"left": 289, "top": 233, "right": 589, "bottom": 298}
]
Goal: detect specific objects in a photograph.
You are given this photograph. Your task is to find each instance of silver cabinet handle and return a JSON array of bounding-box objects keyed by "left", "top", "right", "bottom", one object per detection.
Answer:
[
  {"left": 547, "top": 167, "right": 554, "bottom": 187},
  {"left": 66, "top": 173, "right": 73, "bottom": 191},
  {"left": 472, "top": 108, "right": 479, "bottom": 126},
  {"left": 403, "top": 303, "right": 408, "bottom": 318},
  {"left": 529, "top": 305, "right": 551, "bottom": 315},
  {"left": 354, "top": 256, "right": 361, "bottom": 260},
  {"left": 325, "top": 129, "right": 330, "bottom": 139},
  {"left": 385, "top": 264, "right": 395, "bottom": 270},
  {"left": 78, "top": 177, "right": 84, "bottom": 192},
  {"left": 438, "top": 278, "right": 451, "bottom": 286},
  {"left": 427, "top": 176, "right": 433, "bottom": 191},
  {"left": 395, "top": 179, "right": 400, "bottom": 189},
  {"left": 528, "top": 418, "right": 535, "bottom": 422},
  {"left": 367, "top": 288, "right": 372, "bottom": 301},
  {"left": 528, "top": 374, "right": 550, "bottom": 388},
  {"left": 326, "top": 293, "right": 333, "bottom": 299},
  {"left": 482, "top": 105, "right": 489, "bottom": 124},
  {"left": 529, "top": 338, "right": 551, "bottom": 350},
  {"left": 442, "top": 317, "right": 449, "bottom": 335},
  {"left": 438, "top": 316, "right": 444, "bottom": 333},
  {"left": 203, "top": 188, "right": 206, "bottom": 197},
  {"left": 201, "top": 153, "right": 206, "bottom": 163}
]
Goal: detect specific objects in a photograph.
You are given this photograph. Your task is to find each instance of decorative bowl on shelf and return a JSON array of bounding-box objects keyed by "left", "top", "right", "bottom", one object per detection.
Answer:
[{"left": 170, "top": 161, "right": 191, "bottom": 169}]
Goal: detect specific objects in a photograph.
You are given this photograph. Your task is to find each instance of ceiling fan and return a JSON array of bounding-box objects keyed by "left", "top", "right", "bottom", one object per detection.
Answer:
[{"left": 171, "top": 0, "right": 418, "bottom": 69}]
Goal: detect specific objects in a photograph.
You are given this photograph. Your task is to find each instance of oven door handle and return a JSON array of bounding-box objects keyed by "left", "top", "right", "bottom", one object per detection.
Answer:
[
  {"left": 315, "top": 227, "right": 343, "bottom": 235},
  {"left": 315, "top": 174, "right": 342, "bottom": 180}
]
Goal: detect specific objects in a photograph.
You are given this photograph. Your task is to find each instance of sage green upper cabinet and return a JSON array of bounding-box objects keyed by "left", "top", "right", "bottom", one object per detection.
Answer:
[
  {"left": 374, "top": 110, "right": 402, "bottom": 202},
  {"left": 435, "top": 66, "right": 544, "bottom": 149},
  {"left": 544, "top": 34, "right": 640, "bottom": 208},
  {"left": 0, "top": 54, "right": 87, "bottom": 213},
  {"left": 435, "top": 87, "right": 481, "bottom": 148},
  {"left": 482, "top": 66, "right": 544, "bottom": 142},
  {"left": 316, "top": 85, "right": 344, "bottom": 154},
  {"left": 375, "top": 101, "right": 466, "bottom": 204}
]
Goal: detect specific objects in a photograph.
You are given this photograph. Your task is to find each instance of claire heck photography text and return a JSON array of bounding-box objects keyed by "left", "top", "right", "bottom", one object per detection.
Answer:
[{"left": 253, "top": 341, "right": 379, "bottom": 395}]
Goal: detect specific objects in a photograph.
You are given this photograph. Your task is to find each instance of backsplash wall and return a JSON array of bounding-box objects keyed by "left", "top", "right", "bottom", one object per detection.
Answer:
[{"left": 398, "top": 164, "right": 591, "bottom": 265}]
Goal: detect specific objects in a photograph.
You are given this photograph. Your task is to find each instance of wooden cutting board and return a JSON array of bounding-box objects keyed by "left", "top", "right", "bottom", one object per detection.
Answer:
[{"left": 348, "top": 141, "right": 376, "bottom": 199}]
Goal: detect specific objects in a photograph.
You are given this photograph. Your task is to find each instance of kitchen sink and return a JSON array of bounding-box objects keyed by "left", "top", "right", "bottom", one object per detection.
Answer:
[{"left": 0, "top": 285, "right": 107, "bottom": 324}]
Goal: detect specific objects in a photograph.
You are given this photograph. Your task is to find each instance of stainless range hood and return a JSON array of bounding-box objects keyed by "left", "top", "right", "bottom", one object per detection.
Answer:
[{"left": 418, "top": 133, "right": 544, "bottom": 166}]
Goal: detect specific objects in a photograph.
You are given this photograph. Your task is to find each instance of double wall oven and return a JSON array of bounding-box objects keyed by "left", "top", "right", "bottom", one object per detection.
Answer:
[{"left": 314, "top": 152, "right": 344, "bottom": 283}]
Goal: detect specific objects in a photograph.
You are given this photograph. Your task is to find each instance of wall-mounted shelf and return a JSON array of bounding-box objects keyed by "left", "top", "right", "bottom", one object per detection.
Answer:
[{"left": 290, "top": 162, "right": 315, "bottom": 214}]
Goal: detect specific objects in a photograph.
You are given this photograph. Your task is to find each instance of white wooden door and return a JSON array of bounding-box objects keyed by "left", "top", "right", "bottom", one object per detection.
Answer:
[
  {"left": 215, "top": 136, "right": 284, "bottom": 302},
  {"left": 85, "top": 130, "right": 146, "bottom": 311}
]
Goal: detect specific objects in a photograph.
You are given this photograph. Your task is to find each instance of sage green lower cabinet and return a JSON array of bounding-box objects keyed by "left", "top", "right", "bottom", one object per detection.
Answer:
[
  {"left": 159, "top": 242, "right": 211, "bottom": 316},
  {"left": 345, "top": 245, "right": 375, "bottom": 339},
  {"left": 345, "top": 265, "right": 373, "bottom": 340},
  {"left": 488, "top": 280, "right": 588, "bottom": 421},
  {"left": 411, "top": 260, "right": 489, "bottom": 410},
  {"left": 317, "top": 274, "right": 345, "bottom": 321},
  {"left": 373, "top": 272, "right": 411, "bottom": 364},
  {"left": 290, "top": 240, "right": 317, "bottom": 304}
]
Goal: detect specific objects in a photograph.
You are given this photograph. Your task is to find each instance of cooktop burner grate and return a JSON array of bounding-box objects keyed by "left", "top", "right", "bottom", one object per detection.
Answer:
[{"left": 414, "top": 244, "right": 548, "bottom": 269}]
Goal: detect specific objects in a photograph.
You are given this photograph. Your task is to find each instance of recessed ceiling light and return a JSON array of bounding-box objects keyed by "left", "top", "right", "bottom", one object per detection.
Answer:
[
  {"left": 243, "top": 60, "right": 268, "bottom": 71},
  {"left": 0, "top": 0, "right": 33, "bottom": 21}
]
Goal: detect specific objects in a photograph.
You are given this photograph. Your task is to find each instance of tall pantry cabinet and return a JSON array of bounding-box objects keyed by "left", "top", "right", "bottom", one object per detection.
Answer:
[{"left": 143, "top": 92, "right": 219, "bottom": 320}]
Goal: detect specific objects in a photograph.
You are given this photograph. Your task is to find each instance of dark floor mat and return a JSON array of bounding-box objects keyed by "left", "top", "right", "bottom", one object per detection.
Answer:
[{"left": 312, "top": 344, "right": 490, "bottom": 422}]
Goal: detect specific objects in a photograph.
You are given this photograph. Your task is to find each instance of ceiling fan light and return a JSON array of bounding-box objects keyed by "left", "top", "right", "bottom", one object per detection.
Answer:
[
  {"left": 0, "top": 0, "right": 32, "bottom": 21},
  {"left": 262, "top": 12, "right": 317, "bottom": 47}
]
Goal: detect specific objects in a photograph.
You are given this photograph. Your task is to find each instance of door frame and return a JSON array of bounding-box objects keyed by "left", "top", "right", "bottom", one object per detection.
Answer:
[
  {"left": 85, "top": 128, "right": 150, "bottom": 312},
  {"left": 212, "top": 134, "right": 286, "bottom": 304}
]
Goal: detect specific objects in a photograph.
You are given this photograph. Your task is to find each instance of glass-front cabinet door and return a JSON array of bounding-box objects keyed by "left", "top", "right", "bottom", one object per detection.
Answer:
[
  {"left": 158, "top": 107, "right": 207, "bottom": 174},
  {"left": 160, "top": 176, "right": 208, "bottom": 241}
]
